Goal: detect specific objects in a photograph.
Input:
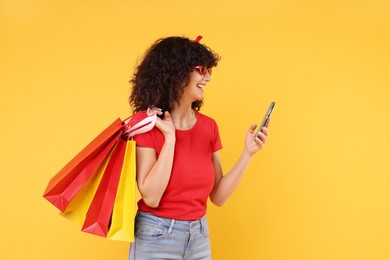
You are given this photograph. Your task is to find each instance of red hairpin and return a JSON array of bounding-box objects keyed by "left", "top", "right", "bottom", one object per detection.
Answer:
[{"left": 193, "top": 35, "right": 203, "bottom": 43}]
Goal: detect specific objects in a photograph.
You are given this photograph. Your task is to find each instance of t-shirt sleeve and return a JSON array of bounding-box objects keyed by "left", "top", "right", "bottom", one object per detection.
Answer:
[
  {"left": 133, "top": 130, "right": 156, "bottom": 149},
  {"left": 130, "top": 111, "right": 156, "bottom": 149},
  {"left": 212, "top": 120, "right": 222, "bottom": 152}
]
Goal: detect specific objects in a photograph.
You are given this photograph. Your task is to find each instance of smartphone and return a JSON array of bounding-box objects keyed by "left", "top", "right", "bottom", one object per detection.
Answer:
[{"left": 255, "top": 102, "right": 275, "bottom": 140}]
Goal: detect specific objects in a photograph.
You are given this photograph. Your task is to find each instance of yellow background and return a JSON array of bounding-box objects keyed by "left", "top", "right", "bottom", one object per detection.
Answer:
[{"left": 1, "top": 0, "right": 390, "bottom": 259}]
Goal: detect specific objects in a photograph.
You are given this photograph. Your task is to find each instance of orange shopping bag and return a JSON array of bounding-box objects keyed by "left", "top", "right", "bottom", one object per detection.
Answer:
[{"left": 43, "top": 118, "right": 123, "bottom": 212}]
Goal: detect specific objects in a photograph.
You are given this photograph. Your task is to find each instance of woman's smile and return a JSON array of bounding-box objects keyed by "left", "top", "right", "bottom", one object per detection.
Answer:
[{"left": 197, "top": 83, "right": 206, "bottom": 90}]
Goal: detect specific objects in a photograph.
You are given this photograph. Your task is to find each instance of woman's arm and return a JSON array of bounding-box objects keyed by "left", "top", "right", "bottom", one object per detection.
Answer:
[
  {"left": 210, "top": 121, "right": 270, "bottom": 206},
  {"left": 136, "top": 110, "right": 176, "bottom": 208}
]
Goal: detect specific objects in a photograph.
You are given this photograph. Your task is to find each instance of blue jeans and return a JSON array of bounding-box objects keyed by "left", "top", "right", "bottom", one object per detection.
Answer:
[{"left": 128, "top": 211, "right": 211, "bottom": 260}]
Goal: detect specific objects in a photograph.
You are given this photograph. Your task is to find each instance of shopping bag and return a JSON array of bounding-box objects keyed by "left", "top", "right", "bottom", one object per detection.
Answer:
[
  {"left": 107, "top": 139, "right": 136, "bottom": 242},
  {"left": 81, "top": 138, "right": 127, "bottom": 237},
  {"left": 53, "top": 131, "right": 120, "bottom": 212},
  {"left": 60, "top": 147, "right": 114, "bottom": 226},
  {"left": 45, "top": 111, "right": 157, "bottom": 241},
  {"left": 122, "top": 111, "right": 157, "bottom": 139},
  {"left": 43, "top": 118, "right": 123, "bottom": 212}
]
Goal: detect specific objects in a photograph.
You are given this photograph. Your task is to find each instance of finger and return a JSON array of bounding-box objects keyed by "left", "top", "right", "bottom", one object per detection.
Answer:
[
  {"left": 254, "top": 136, "right": 265, "bottom": 148},
  {"left": 248, "top": 124, "right": 257, "bottom": 134},
  {"left": 147, "top": 107, "right": 163, "bottom": 116},
  {"left": 257, "top": 132, "right": 267, "bottom": 144},
  {"left": 164, "top": 111, "right": 172, "bottom": 120},
  {"left": 265, "top": 117, "right": 271, "bottom": 128},
  {"left": 261, "top": 127, "right": 269, "bottom": 136}
]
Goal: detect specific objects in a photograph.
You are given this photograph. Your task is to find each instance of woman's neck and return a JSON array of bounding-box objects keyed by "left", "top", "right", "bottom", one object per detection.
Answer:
[{"left": 170, "top": 104, "right": 197, "bottom": 130}]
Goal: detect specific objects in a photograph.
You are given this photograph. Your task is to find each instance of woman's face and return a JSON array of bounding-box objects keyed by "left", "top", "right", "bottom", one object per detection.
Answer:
[{"left": 181, "top": 69, "right": 212, "bottom": 103}]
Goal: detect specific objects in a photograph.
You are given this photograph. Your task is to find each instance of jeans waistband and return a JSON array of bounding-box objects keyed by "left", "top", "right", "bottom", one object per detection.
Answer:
[{"left": 136, "top": 211, "right": 207, "bottom": 234}]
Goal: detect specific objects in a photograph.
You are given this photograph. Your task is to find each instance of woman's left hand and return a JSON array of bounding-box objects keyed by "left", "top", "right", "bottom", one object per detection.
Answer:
[{"left": 245, "top": 119, "right": 270, "bottom": 156}]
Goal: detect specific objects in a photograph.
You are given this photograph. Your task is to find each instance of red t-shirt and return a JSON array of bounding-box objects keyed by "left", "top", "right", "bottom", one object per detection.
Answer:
[{"left": 133, "top": 111, "right": 222, "bottom": 220}]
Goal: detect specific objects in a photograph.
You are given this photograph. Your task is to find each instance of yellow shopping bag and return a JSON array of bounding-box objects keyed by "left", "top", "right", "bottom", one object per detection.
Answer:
[
  {"left": 108, "top": 140, "right": 136, "bottom": 242},
  {"left": 60, "top": 148, "right": 114, "bottom": 226}
]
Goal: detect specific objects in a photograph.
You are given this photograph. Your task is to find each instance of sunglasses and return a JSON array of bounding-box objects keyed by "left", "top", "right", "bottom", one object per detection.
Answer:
[{"left": 194, "top": 66, "right": 212, "bottom": 76}]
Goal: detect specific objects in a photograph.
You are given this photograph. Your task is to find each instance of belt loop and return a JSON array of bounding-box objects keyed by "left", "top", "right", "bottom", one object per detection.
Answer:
[
  {"left": 200, "top": 218, "right": 204, "bottom": 234},
  {"left": 168, "top": 219, "right": 175, "bottom": 234}
]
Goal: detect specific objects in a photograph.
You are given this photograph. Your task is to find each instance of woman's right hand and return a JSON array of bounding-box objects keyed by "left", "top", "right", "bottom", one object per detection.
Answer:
[{"left": 147, "top": 107, "right": 176, "bottom": 140}]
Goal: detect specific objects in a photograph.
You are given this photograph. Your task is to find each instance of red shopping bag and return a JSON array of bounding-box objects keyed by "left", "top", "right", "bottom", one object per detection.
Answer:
[
  {"left": 81, "top": 138, "right": 127, "bottom": 237},
  {"left": 43, "top": 118, "right": 123, "bottom": 212}
]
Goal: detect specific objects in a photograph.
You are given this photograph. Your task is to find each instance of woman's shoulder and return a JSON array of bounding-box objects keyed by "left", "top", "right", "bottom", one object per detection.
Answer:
[
  {"left": 196, "top": 111, "right": 215, "bottom": 121},
  {"left": 130, "top": 110, "right": 149, "bottom": 125},
  {"left": 196, "top": 111, "right": 218, "bottom": 127}
]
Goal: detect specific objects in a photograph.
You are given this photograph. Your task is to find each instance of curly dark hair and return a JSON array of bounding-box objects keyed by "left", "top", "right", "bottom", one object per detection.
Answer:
[{"left": 129, "top": 36, "right": 220, "bottom": 113}]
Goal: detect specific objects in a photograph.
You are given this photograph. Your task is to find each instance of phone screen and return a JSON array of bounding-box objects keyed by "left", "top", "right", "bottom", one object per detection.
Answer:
[{"left": 255, "top": 102, "right": 275, "bottom": 139}]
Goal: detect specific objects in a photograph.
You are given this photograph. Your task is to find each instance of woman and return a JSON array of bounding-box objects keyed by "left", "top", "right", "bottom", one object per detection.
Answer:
[{"left": 128, "top": 36, "right": 270, "bottom": 260}]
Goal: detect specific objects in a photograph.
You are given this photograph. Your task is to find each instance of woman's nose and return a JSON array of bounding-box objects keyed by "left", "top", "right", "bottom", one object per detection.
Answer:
[{"left": 204, "top": 72, "right": 212, "bottom": 81}]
